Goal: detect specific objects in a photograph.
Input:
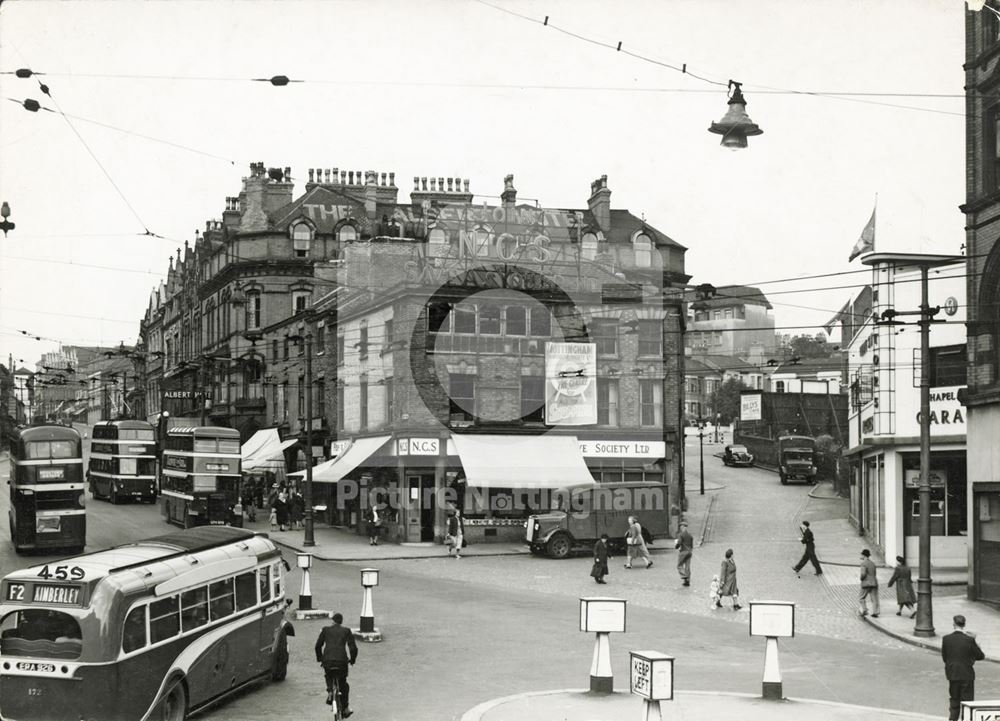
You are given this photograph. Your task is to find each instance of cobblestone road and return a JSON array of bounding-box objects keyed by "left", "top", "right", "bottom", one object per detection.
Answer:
[{"left": 378, "top": 439, "right": 913, "bottom": 649}]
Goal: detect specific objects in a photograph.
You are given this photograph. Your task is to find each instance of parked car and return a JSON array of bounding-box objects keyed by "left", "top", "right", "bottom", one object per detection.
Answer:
[{"left": 722, "top": 444, "right": 754, "bottom": 467}]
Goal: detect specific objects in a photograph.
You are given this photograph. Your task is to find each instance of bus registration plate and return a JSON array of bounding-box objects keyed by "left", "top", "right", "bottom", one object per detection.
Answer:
[
  {"left": 39, "top": 469, "right": 64, "bottom": 480},
  {"left": 16, "top": 662, "right": 56, "bottom": 673},
  {"left": 206, "top": 463, "right": 229, "bottom": 472}
]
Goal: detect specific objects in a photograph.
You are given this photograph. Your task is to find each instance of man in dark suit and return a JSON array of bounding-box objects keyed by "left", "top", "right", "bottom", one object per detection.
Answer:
[
  {"left": 792, "top": 520, "right": 823, "bottom": 575},
  {"left": 942, "top": 614, "right": 986, "bottom": 721},
  {"left": 316, "top": 612, "right": 359, "bottom": 717}
]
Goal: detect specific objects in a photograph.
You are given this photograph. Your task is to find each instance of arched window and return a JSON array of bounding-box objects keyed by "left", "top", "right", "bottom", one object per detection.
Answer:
[
  {"left": 338, "top": 224, "right": 358, "bottom": 243},
  {"left": 581, "top": 232, "right": 599, "bottom": 261},
  {"left": 291, "top": 223, "right": 313, "bottom": 257},
  {"left": 428, "top": 227, "right": 448, "bottom": 246},
  {"left": 633, "top": 233, "right": 652, "bottom": 268},
  {"left": 775, "top": 380, "right": 786, "bottom": 393}
]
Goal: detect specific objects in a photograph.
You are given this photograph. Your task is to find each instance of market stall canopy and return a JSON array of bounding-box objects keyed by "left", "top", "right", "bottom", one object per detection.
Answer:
[
  {"left": 311, "top": 435, "right": 392, "bottom": 484},
  {"left": 450, "top": 434, "right": 596, "bottom": 489}
]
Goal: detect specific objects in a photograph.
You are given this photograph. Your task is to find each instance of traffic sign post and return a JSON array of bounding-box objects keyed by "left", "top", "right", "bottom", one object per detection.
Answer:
[
  {"left": 629, "top": 650, "right": 674, "bottom": 721},
  {"left": 580, "top": 597, "right": 626, "bottom": 694},
  {"left": 749, "top": 600, "right": 795, "bottom": 700}
]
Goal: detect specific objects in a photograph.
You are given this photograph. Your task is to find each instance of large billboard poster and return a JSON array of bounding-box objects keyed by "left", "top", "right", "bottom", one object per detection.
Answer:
[
  {"left": 545, "top": 342, "right": 597, "bottom": 426},
  {"left": 740, "top": 392, "right": 762, "bottom": 421}
]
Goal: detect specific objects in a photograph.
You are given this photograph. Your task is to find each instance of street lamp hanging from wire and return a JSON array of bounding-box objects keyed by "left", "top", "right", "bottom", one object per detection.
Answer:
[{"left": 708, "top": 81, "right": 763, "bottom": 150}]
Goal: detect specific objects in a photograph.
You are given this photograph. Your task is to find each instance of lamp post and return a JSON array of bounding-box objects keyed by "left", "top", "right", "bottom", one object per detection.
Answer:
[
  {"left": 698, "top": 420, "right": 705, "bottom": 496},
  {"left": 290, "top": 332, "right": 316, "bottom": 548},
  {"left": 863, "top": 252, "right": 964, "bottom": 639}
]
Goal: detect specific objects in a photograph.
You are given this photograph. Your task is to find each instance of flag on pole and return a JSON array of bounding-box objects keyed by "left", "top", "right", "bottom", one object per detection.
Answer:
[{"left": 849, "top": 204, "right": 876, "bottom": 262}]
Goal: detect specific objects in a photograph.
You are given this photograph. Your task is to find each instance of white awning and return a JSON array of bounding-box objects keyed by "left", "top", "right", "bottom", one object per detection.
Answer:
[
  {"left": 289, "top": 456, "right": 336, "bottom": 479},
  {"left": 242, "top": 429, "right": 297, "bottom": 470},
  {"left": 311, "top": 435, "right": 392, "bottom": 484},
  {"left": 450, "top": 434, "right": 596, "bottom": 489}
]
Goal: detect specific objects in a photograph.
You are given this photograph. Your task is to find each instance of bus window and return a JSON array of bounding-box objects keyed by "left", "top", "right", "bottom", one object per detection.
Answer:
[
  {"left": 119, "top": 458, "right": 138, "bottom": 475},
  {"left": 180, "top": 587, "right": 208, "bottom": 631},
  {"left": 120, "top": 429, "right": 155, "bottom": 441},
  {"left": 217, "top": 438, "right": 240, "bottom": 454},
  {"left": 0, "top": 610, "right": 82, "bottom": 659},
  {"left": 122, "top": 605, "right": 147, "bottom": 653},
  {"left": 149, "top": 596, "right": 179, "bottom": 644},
  {"left": 271, "top": 562, "right": 282, "bottom": 599},
  {"left": 234, "top": 571, "right": 256, "bottom": 611},
  {"left": 26, "top": 440, "right": 77, "bottom": 459},
  {"left": 209, "top": 579, "right": 235, "bottom": 620},
  {"left": 259, "top": 567, "right": 271, "bottom": 603}
]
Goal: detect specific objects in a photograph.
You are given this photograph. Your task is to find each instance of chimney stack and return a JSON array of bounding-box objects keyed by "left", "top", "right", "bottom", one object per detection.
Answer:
[
  {"left": 587, "top": 175, "right": 611, "bottom": 232},
  {"left": 501, "top": 174, "right": 517, "bottom": 207}
]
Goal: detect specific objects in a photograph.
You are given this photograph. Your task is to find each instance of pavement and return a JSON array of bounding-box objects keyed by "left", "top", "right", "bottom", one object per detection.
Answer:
[
  {"left": 461, "top": 689, "right": 944, "bottom": 721},
  {"left": 252, "top": 479, "right": 1000, "bottom": 665}
]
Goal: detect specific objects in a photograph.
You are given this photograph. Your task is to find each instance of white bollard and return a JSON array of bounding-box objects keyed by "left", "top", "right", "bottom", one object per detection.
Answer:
[
  {"left": 590, "top": 631, "right": 613, "bottom": 693},
  {"left": 762, "top": 636, "right": 782, "bottom": 699}
]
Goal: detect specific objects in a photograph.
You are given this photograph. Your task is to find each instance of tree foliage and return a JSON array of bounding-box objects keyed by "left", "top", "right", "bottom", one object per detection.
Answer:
[
  {"left": 785, "top": 334, "right": 835, "bottom": 359},
  {"left": 711, "top": 377, "right": 749, "bottom": 425}
]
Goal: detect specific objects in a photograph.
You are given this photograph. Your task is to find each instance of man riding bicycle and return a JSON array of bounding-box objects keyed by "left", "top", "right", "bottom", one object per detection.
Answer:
[{"left": 315, "top": 612, "right": 358, "bottom": 717}]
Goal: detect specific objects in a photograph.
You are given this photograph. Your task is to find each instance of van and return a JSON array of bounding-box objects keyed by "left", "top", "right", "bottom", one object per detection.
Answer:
[{"left": 525, "top": 482, "right": 670, "bottom": 559}]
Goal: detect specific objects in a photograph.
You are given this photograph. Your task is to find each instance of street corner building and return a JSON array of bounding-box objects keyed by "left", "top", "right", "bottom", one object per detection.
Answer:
[
  {"left": 136, "top": 165, "right": 691, "bottom": 545},
  {"left": 961, "top": 8, "right": 1000, "bottom": 606}
]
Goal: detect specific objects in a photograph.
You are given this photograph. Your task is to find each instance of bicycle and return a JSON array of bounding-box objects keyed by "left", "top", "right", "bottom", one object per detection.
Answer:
[{"left": 325, "top": 666, "right": 352, "bottom": 719}]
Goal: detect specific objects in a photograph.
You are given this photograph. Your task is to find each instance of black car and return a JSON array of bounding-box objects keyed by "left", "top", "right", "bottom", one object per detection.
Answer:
[{"left": 722, "top": 444, "right": 754, "bottom": 467}]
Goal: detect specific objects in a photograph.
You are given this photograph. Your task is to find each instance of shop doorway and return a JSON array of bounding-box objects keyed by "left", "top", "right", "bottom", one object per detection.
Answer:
[
  {"left": 405, "top": 473, "right": 435, "bottom": 542},
  {"left": 974, "top": 488, "right": 1000, "bottom": 605}
]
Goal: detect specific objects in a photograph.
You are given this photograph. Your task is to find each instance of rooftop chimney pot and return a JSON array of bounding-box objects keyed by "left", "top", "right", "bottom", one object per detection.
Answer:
[
  {"left": 389, "top": 172, "right": 396, "bottom": 186},
  {"left": 413, "top": 176, "right": 420, "bottom": 190}
]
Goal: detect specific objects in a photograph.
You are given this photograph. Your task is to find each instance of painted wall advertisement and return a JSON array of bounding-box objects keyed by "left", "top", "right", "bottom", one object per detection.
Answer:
[{"left": 545, "top": 342, "right": 597, "bottom": 426}]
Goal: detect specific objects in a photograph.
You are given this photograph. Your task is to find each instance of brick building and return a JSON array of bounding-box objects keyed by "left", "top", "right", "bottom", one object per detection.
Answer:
[
  {"left": 961, "top": 6, "right": 1000, "bottom": 605},
  {"left": 137, "top": 165, "right": 690, "bottom": 544}
]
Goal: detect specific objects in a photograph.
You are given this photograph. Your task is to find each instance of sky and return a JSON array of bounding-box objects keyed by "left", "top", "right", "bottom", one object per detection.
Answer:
[{"left": 0, "top": 0, "right": 969, "bottom": 370}]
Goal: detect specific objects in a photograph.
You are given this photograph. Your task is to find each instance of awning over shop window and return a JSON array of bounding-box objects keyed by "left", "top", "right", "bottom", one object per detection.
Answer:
[
  {"left": 450, "top": 434, "right": 596, "bottom": 489},
  {"left": 242, "top": 429, "right": 298, "bottom": 470},
  {"left": 311, "top": 435, "right": 392, "bottom": 484}
]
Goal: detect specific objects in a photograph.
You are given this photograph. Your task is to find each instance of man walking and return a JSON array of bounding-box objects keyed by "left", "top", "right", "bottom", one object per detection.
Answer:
[
  {"left": 792, "top": 520, "right": 823, "bottom": 576},
  {"left": 858, "top": 548, "right": 880, "bottom": 618},
  {"left": 675, "top": 521, "right": 694, "bottom": 586},
  {"left": 315, "top": 612, "right": 358, "bottom": 717},
  {"left": 942, "top": 614, "right": 986, "bottom": 721}
]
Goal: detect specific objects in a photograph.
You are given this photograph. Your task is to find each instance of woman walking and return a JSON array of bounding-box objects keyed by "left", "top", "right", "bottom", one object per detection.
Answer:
[
  {"left": 273, "top": 492, "right": 290, "bottom": 532},
  {"left": 717, "top": 548, "right": 742, "bottom": 610},
  {"left": 887, "top": 555, "right": 917, "bottom": 618},
  {"left": 446, "top": 509, "right": 465, "bottom": 558},
  {"left": 591, "top": 534, "right": 610, "bottom": 584}
]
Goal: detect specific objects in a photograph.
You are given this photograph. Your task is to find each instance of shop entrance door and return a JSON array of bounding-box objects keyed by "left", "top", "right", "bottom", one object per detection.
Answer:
[
  {"left": 405, "top": 474, "right": 435, "bottom": 543},
  {"left": 974, "top": 488, "right": 1000, "bottom": 604}
]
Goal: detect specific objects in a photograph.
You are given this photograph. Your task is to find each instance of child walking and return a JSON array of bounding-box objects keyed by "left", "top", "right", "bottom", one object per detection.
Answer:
[{"left": 708, "top": 574, "right": 721, "bottom": 610}]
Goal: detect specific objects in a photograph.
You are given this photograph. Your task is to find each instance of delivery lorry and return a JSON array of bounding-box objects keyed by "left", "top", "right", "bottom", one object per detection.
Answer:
[{"left": 525, "top": 482, "right": 671, "bottom": 559}]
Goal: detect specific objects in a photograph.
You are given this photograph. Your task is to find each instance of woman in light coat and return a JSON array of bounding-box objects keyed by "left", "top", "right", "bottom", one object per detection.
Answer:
[{"left": 717, "top": 548, "right": 742, "bottom": 610}]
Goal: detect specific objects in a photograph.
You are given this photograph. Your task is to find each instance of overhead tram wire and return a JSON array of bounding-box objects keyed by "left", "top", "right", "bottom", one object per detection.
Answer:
[
  {"left": 467, "top": 0, "right": 966, "bottom": 118},
  {"left": 7, "top": 54, "right": 166, "bottom": 240},
  {"left": 0, "top": 65, "right": 967, "bottom": 118},
  {"left": 4, "top": 98, "right": 237, "bottom": 165}
]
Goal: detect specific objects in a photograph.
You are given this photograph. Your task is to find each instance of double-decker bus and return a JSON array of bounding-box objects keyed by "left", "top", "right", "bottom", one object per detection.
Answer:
[
  {"left": 8, "top": 425, "right": 86, "bottom": 554},
  {"left": 160, "top": 427, "right": 243, "bottom": 528},
  {"left": 0, "top": 526, "right": 295, "bottom": 721},
  {"left": 88, "top": 420, "right": 158, "bottom": 504}
]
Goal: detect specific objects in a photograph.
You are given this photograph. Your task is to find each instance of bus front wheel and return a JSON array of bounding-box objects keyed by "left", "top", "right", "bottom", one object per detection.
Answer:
[
  {"left": 271, "top": 631, "right": 289, "bottom": 681},
  {"left": 157, "top": 679, "right": 187, "bottom": 721}
]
